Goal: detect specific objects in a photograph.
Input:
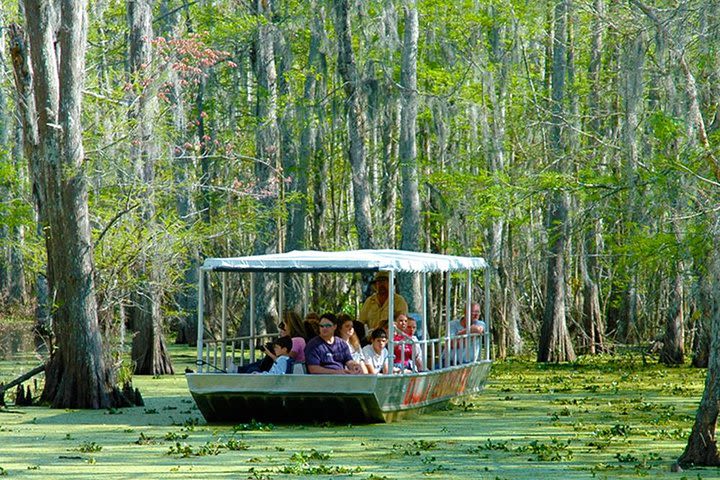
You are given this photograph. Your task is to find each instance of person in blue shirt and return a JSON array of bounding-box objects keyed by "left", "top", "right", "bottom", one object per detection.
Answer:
[
  {"left": 304, "top": 313, "right": 363, "bottom": 374},
  {"left": 256, "top": 336, "right": 293, "bottom": 375}
]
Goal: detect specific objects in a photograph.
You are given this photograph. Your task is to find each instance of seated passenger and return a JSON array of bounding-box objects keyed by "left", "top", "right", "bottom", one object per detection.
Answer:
[
  {"left": 304, "top": 311, "right": 320, "bottom": 338},
  {"left": 405, "top": 315, "right": 424, "bottom": 372},
  {"left": 281, "top": 311, "right": 307, "bottom": 362},
  {"left": 304, "top": 313, "right": 363, "bottom": 374},
  {"left": 337, "top": 313, "right": 368, "bottom": 374},
  {"left": 254, "top": 336, "right": 293, "bottom": 375},
  {"left": 447, "top": 303, "right": 486, "bottom": 364},
  {"left": 362, "top": 328, "right": 389, "bottom": 374},
  {"left": 353, "top": 320, "right": 369, "bottom": 347},
  {"left": 392, "top": 313, "right": 415, "bottom": 372}
]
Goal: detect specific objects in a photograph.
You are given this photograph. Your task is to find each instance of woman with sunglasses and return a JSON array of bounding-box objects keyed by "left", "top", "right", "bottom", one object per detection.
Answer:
[{"left": 304, "top": 313, "right": 363, "bottom": 375}]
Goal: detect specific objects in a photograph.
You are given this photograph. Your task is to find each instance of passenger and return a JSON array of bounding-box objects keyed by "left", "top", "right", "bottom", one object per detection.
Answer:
[
  {"left": 353, "top": 320, "right": 369, "bottom": 347},
  {"left": 392, "top": 313, "right": 415, "bottom": 372},
  {"left": 304, "top": 311, "right": 320, "bottom": 338},
  {"left": 254, "top": 336, "right": 293, "bottom": 375},
  {"left": 405, "top": 316, "right": 424, "bottom": 372},
  {"left": 362, "top": 328, "right": 389, "bottom": 374},
  {"left": 281, "top": 311, "right": 307, "bottom": 362},
  {"left": 358, "top": 271, "right": 409, "bottom": 332},
  {"left": 304, "top": 313, "right": 363, "bottom": 374},
  {"left": 337, "top": 314, "right": 369, "bottom": 374},
  {"left": 448, "top": 302, "right": 486, "bottom": 364}
]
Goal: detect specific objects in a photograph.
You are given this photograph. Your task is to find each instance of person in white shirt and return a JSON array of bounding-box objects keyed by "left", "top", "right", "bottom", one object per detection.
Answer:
[
  {"left": 447, "top": 303, "right": 486, "bottom": 364},
  {"left": 362, "top": 328, "right": 389, "bottom": 374}
]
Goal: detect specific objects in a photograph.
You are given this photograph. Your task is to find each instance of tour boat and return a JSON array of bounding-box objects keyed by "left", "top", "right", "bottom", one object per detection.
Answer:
[{"left": 186, "top": 249, "right": 492, "bottom": 423}]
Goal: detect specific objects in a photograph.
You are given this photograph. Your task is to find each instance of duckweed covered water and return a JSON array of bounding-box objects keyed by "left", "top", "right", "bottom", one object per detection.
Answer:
[{"left": 1, "top": 349, "right": 717, "bottom": 479}]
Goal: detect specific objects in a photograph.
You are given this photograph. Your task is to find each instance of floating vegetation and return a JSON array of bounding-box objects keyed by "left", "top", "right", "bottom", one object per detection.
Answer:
[
  {"left": 75, "top": 442, "right": 102, "bottom": 453},
  {"left": 233, "top": 419, "right": 274, "bottom": 431},
  {"left": 289, "top": 449, "right": 331, "bottom": 462},
  {"left": 134, "top": 432, "right": 156, "bottom": 445},
  {"left": 164, "top": 431, "right": 189, "bottom": 441},
  {"left": 393, "top": 439, "right": 438, "bottom": 456},
  {"left": 466, "top": 439, "right": 510, "bottom": 453},
  {"left": 0, "top": 349, "right": 709, "bottom": 479},
  {"left": 516, "top": 438, "right": 573, "bottom": 462}
]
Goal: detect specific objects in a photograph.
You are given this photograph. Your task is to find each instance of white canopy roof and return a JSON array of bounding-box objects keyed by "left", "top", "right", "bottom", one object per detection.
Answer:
[{"left": 202, "top": 249, "right": 486, "bottom": 273}]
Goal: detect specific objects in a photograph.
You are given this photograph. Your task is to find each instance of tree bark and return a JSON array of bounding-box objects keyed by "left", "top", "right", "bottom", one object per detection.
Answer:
[
  {"left": 398, "top": 1, "right": 422, "bottom": 312},
  {"left": 10, "top": 0, "right": 128, "bottom": 407},
  {"left": 247, "top": 2, "right": 279, "bottom": 334},
  {"left": 333, "top": 0, "right": 375, "bottom": 249},
  {"left": 660, "top": 266, "right": 685, "bottom": 365},
  {"left": 126, "top": 0, "right": 174, "bottom": 375},
  {"left": 678, "top": 239, "right": 720, "bottom": 467},
  {"left": 538, "top": 0, "right": 576, "bottom": 363}
]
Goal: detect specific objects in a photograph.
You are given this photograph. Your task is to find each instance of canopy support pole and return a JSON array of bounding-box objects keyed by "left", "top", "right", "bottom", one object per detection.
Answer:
[
  {"left": 249, "top": 272, "right": 256, "bottom": 363},
  {"left": 445, "top": 271, "right": 451, "bottom": 368},
  {"left": 196, "top": 268, "right": 205, "bottom": 373},
  {"left": 221, "top": 272, "right": 228, "bottom": 371},
  {"left": 278, "top": 272, "right": 284, "bottom": 327},
  {"left": 388, "top": 270, "right": 395, "bottom": 371},
  {"left": 422, "top": 272, "right": 428, "bottom": 364},
  {"left": 485, "top": 264, "right": 491, "bottom": 361},
  {"left": 303, "top": 274, "right": 309, "bottom": 318},
  {"left": 465, "top": 270, "right": 472, "bottom": 363}
]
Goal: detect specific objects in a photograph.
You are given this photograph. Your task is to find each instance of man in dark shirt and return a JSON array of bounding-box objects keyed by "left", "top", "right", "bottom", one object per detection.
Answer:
[{"left": 304, "top": 313, "right": 363, "bottom": 374}]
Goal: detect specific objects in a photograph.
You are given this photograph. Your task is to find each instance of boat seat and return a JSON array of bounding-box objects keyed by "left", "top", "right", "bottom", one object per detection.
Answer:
[{"left": 292, "top": 362, "right": 307, "bottom": 374}]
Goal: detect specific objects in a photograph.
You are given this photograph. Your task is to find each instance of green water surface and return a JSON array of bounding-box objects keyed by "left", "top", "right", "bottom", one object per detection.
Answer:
[{"left": 1, "top": 348, "right": 717, "bottom": 479}]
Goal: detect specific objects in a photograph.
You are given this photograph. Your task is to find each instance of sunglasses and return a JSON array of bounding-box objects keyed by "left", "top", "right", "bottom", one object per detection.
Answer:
[{"left": 319, "top": 323, "right": 334, "bottom": 328}]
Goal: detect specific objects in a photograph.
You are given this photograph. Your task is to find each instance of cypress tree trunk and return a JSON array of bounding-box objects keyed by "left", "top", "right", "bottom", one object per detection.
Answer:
[
  {"left": 660, "top": 267, "right": 685, "bottom": 365},
  {"left": 538, "top": 0, "right": 575, "bottom": 363},
  {"left": 398, "top": 1, "right": 421, "bottom": 312},
  {"left": 247, "top": 1, "right": 279, "bottom": 333},
  {"left": 333, "top": 0, "right": 375, "bottom": 249},
  {"left": 127, "top": 0, "right": 173, "bottom": 375},
  {"left": 678, "top": 240, "right": 720, "bottom": 467},
  {"left": 10, "top": 0, "right": 128, "bottom": 407}
]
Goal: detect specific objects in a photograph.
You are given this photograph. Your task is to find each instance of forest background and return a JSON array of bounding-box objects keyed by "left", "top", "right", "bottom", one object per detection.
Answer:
[{"left": 1, "top": 0, "right": 719, "bottom": 403}]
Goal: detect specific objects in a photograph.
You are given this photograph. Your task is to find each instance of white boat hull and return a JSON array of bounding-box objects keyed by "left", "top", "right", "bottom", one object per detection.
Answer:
[{"left": 187, "top": 360, "right": 491, "bottom": 423}]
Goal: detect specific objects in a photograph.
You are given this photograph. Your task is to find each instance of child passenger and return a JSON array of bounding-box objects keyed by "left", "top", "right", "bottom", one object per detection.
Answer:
[
  {"left": 254, "top": 336, "right": 293, "bottom": 375},
  {"left": 362, "top": 328, "right": 389, "bottom": 374}
]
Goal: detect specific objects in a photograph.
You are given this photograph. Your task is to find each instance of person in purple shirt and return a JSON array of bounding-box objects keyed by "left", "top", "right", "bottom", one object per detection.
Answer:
[{"left": 304, "top": 313, "right": 363, "bottom": 374}]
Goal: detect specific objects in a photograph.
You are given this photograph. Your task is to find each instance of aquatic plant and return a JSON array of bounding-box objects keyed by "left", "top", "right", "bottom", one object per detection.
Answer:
[{"left": 75, "top": 442, "right": 102, "bottom": 453}]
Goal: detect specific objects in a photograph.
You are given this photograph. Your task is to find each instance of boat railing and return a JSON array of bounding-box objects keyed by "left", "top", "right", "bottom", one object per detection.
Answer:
[
  {"left": 391, "top": 332, "right": 486, "bottom": 372},
  {"left": 200, "top": 333, "right": 276, "bottom": 373},
  {"left": 199, "top": 332, "right": 487, "bottom": 374}
]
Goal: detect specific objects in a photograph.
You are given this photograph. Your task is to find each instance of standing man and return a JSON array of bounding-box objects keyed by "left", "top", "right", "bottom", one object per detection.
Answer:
[{"left": 359, "top": 271, "right": 409, "bottom": 331}]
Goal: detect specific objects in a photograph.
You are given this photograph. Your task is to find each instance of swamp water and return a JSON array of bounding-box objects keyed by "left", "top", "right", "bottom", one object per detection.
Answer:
[{"left": 0, "top": 349, "right": 718, "bottom": 479}]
